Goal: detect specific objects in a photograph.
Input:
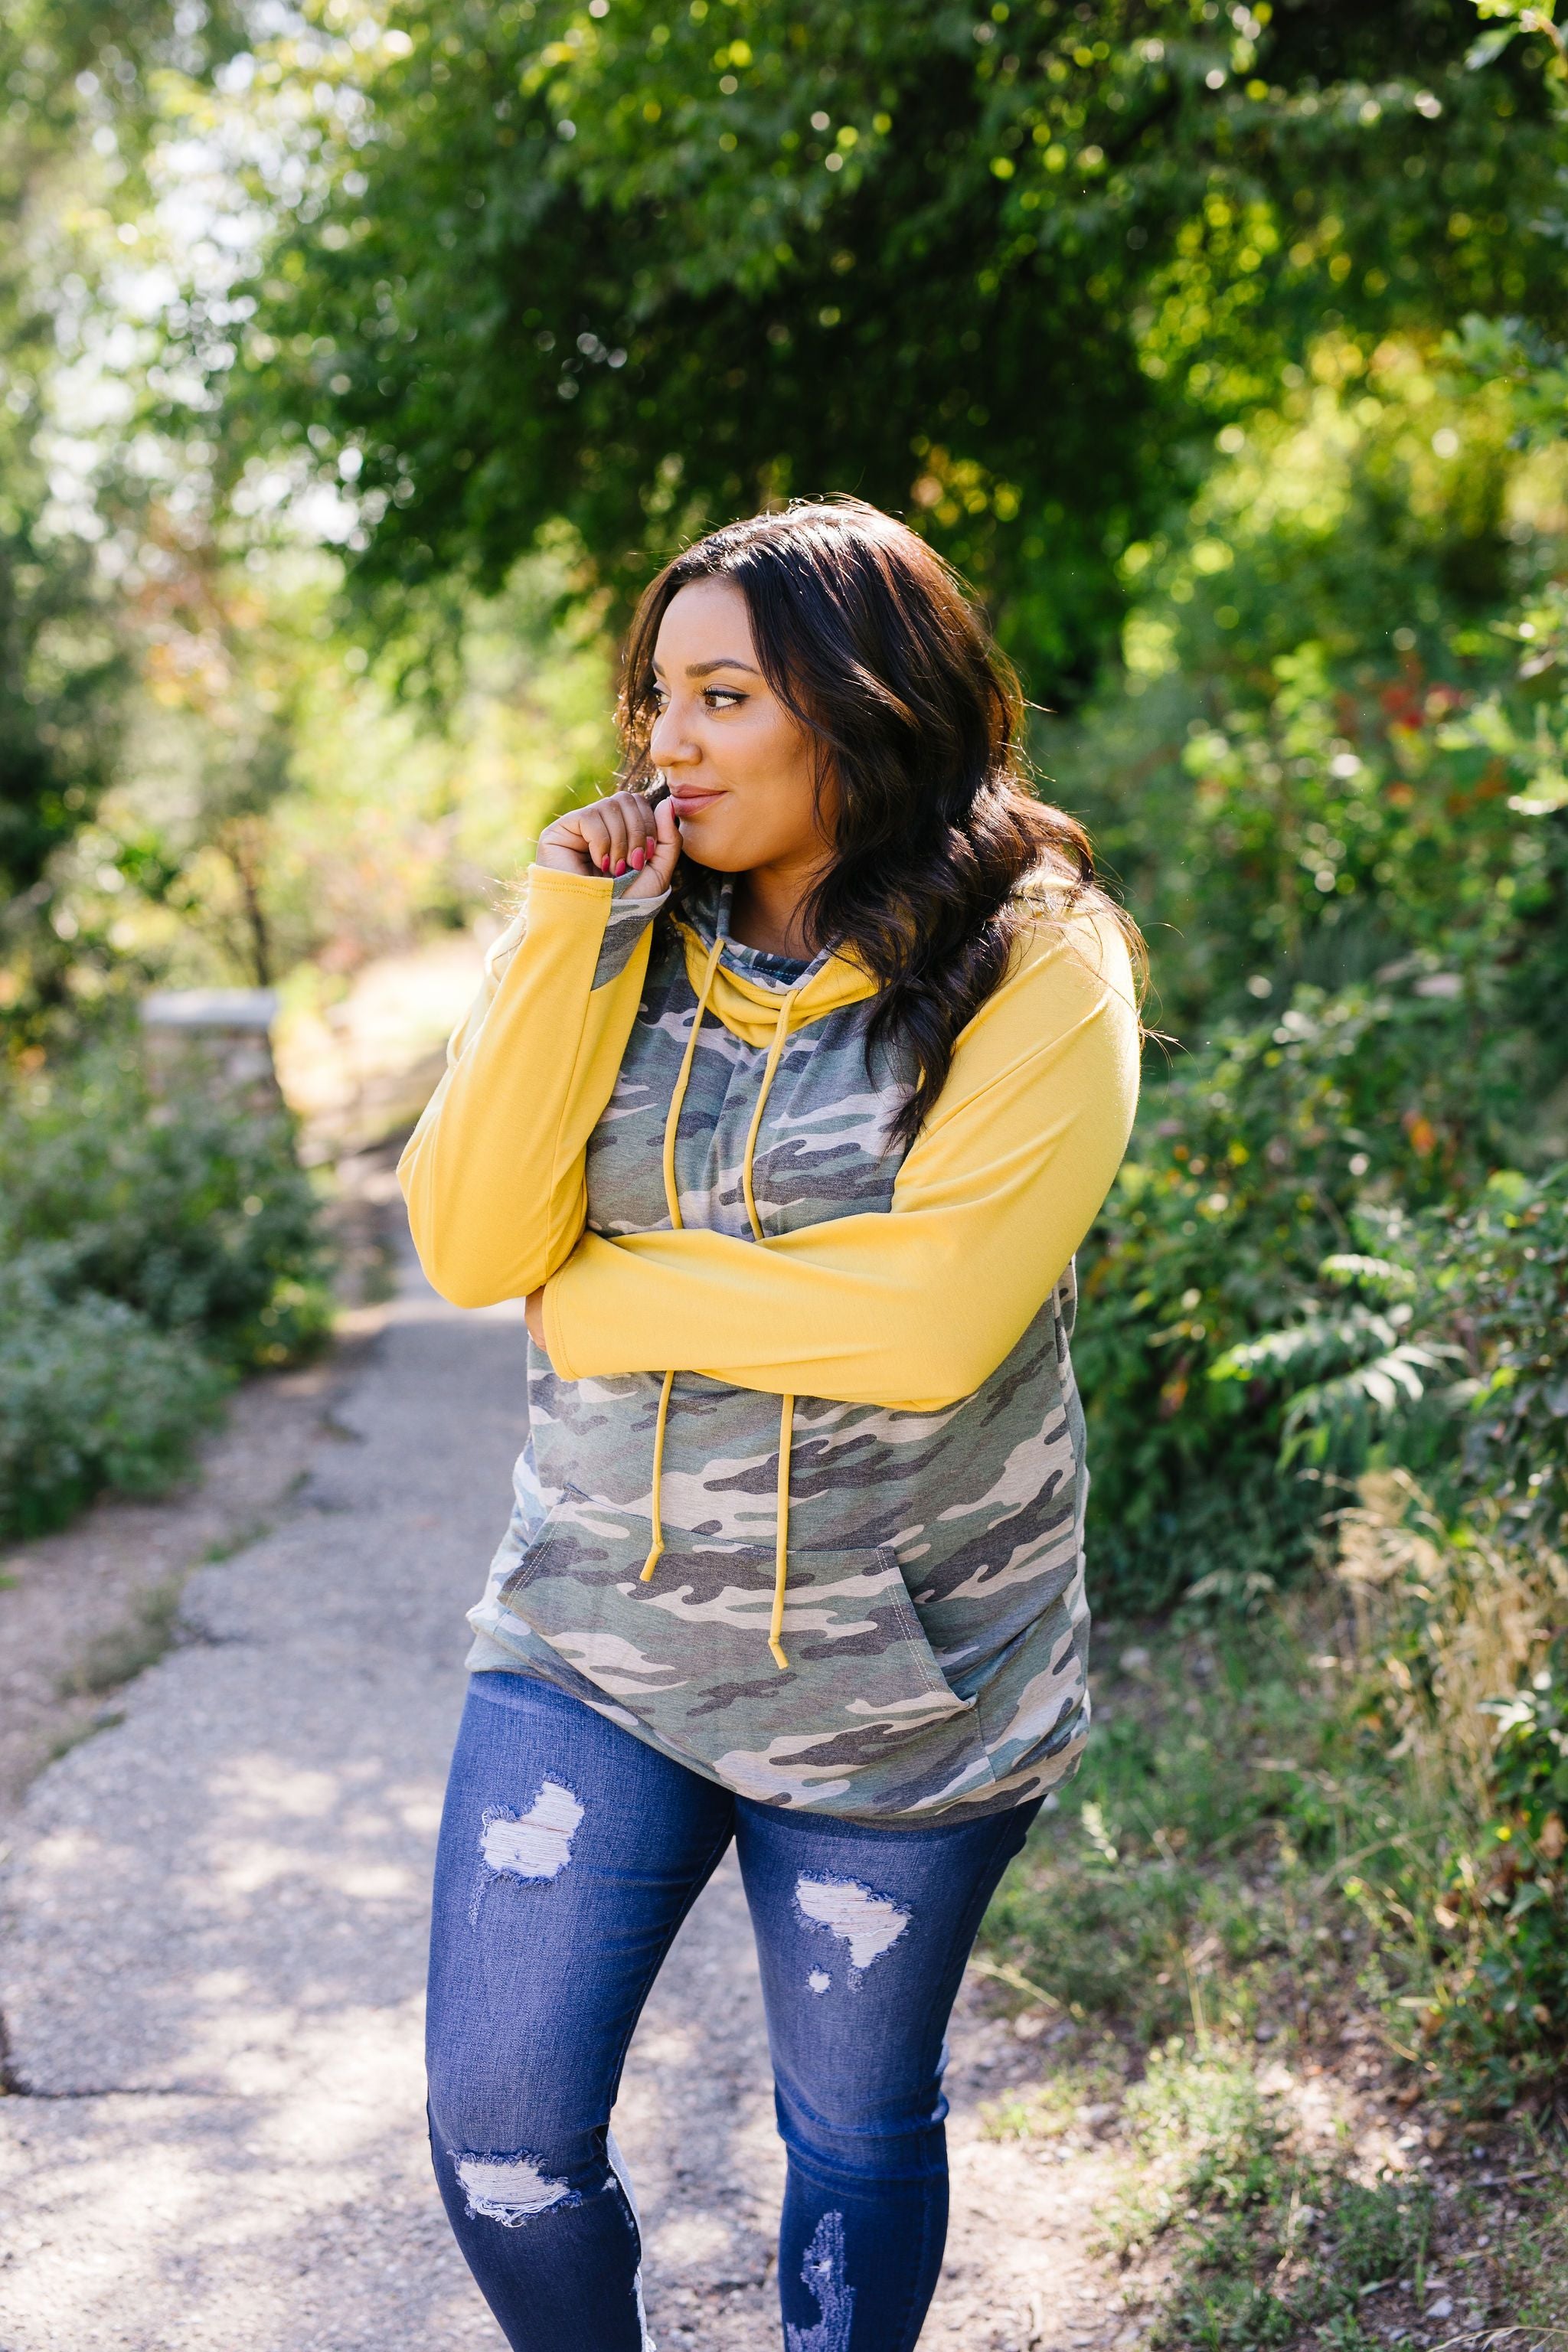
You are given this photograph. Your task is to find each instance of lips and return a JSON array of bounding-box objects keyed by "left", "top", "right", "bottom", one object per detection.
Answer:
[{"left": 668, "top": 786, "right": 723, "bottom": 814}]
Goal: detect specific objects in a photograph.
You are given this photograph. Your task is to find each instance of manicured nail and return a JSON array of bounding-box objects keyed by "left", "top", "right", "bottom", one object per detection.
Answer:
[
  {"left": 613, "top": 859, "right": 628, "bottom": 876},
  {"left": 599, "top": 855, "right": 610, "bottom": 871},
  {"left": 629, "top": 848, "right": 645, "bottom": 870}
]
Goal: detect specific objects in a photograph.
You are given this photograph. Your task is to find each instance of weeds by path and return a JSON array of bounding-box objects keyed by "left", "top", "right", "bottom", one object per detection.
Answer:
[{"left": 975, "top": 1560, "right": 1568, "bottom": 2350}]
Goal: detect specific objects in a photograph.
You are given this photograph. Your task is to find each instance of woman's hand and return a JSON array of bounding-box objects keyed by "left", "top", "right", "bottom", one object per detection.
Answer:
[{"left": 536, "top": 788, "right": 681, "bottom": 900}]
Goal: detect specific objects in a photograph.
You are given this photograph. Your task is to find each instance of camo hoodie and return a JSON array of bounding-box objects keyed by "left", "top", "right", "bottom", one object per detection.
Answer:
[{"left": 400, "top": 862, "right": 1139, "bottom": 1823}]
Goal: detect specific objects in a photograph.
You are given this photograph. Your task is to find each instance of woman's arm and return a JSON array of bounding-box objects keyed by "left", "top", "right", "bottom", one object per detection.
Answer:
[
  {"left": 541, "top": 911, "right": 1141, "bottom": 1410},
  {"left": 399, "top": 861, "right": 669, "bottom": 1308}
]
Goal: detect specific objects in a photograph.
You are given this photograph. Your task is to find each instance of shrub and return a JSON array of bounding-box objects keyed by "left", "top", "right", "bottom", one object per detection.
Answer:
[
  {"left": 1332, "top": 1475, "right": 1568, "bottom": 2104},
  {"left": 0, "top": 1266, "right": 226, "bottom": 1539},
  {"left": 1427, "top": 1169, "right": 1568, "bottom": 1550},
  {"left": 0, "top": 1044, "right": 332, "bottom": 1372},
  {"left": 0, "top": 1040, "right": 331, "bottom": 1536},
  {"left": 1195, "top": 1168, "right": 1568, "bottom": 1554},
  {"left": 1076, "top": 981, "right": 1496, "bottom": 1610}
]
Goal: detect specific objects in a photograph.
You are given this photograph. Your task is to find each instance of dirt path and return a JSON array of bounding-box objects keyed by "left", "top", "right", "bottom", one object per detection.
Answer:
[{"left": 0, "top": 1220, "right": 1131, "bottom": 2352}]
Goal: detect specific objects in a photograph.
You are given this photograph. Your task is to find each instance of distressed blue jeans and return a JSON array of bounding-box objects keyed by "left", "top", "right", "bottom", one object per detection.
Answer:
[{"left": 426, "top": 1671, "right": 1041, "bottom": 2351}]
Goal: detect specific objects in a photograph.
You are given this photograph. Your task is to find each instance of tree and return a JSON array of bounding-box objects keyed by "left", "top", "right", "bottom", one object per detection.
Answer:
[
  {"left": 0, "top": 0, "right": 245, "bottom": 1050},
  {"left": 220, "top": 0, "right": 1566, "bottom": 694}
]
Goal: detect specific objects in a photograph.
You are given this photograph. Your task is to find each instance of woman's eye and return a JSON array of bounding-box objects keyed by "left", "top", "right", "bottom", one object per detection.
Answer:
[{"left": 704, "top": 688, "right": 744, "bottom": 710}]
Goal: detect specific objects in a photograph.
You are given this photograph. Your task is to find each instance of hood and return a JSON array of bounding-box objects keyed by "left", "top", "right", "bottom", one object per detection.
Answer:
[{"left": 670, "top": 874, "right": 878, "bottom": 1049}]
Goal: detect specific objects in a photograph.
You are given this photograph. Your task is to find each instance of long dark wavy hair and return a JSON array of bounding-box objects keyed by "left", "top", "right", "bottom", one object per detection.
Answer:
[{"left": 618, "top": 498, "right": 1142, "bottom": 1148}]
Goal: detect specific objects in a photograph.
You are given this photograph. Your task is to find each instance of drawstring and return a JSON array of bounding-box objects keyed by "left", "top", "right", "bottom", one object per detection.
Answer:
[
  {"left": 747, "top": 988, "right": 802, "bottom": 1671},
  {"left": 642, "top": 944, "right": 802, "bottom": 1669},
  {"left": 662, "top": 933, "right": 725, "bottom": 1232},
  {"left": 641, "top": 935, "right": 723, "bottom": 1584},
  {"left": 741, "top": 987, "right": 801, "bottom": 1242},
  {"left": 639, "top": 1368, "right": 677, "bottom": 1585},
  {"left": 769, "top": 1393, "right": 795, "bottom": 1670}
]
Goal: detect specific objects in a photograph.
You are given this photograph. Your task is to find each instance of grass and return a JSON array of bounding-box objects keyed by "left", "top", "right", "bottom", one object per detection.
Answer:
[
  {"left": 201, "top": 1512, "right": 276, "bottom": 1565},
  {"left": 982, "top": 1615, "right": 1386, "bottom": 2055},
  {"left": 57, "top": 1576, "right": 188, "bottom": 1700},
  {"left": 971, "top": 1533, "right": 1568, "bottom": 2347},
  {"left": 1109, "top": 2043, "right": 1436, "bottom": 2350},
  {"left": 47, "top": 1707, "right": 126, "bottom": 1762}
]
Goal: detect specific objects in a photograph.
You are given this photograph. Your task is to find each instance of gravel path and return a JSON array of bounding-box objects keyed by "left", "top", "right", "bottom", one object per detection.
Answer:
[{"left": 0, "top": 1234, "right": 1129, "bottom": 2352}]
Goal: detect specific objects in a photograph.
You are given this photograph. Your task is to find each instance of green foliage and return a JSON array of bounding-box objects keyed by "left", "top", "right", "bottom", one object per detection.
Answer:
[
  {"left": 984, "top": 1546, "right": 1568, "bottom": 2110},
  {"left": 1073, "top": 980, "right": 1493, "bottom": 1609},
  {"left": 217, "top": 0, "right": 1564, "bottom": 681},
  {"left": 982, "top": 1628, "right": 1321, "bottom": 2044},
  {"left": 1053, "top": 346, "right": 1568, "bottom": 1044},
  {"left": 0, "top": 1270, "right": 226, "bottom": 1540},
  {"left": 0, "top": 1046, "right": 332, "bottom": 1371},
  {"left": 1054, "top": 329, "right": 1568, "bottom": 1609},
  {"left": 1213, "top": 1257, "right": 1455, "bottom": 1478},
  {"left": 1413, "top": 1638, "right": 1568, "bottom": 2099},
  {"left": 0, "top": 2, "right": 247, "bottom": 1050},
  {"left": 1166, "top": 1168, "right": 1568, "bottom": 1563},
  {"left": 1427, "top": 1171, "right": 1568, "bottom": 1547},
  {"left": 0, "top": 1041, "right": 331, "bottom": 1537},
  {"left": 1117, "top": 2044, "right": 1433, "bottom": 2350}
]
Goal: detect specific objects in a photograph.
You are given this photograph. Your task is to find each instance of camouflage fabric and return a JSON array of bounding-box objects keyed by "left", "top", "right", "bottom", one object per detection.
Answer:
[{"left": 466, "top": 875, "right": 1094, "bottom": 1822}]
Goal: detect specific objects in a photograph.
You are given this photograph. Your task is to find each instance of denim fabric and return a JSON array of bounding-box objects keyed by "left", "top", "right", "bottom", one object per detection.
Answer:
[{"left": 427, "top": 1671, "right": 1042, "bottom": 2351}]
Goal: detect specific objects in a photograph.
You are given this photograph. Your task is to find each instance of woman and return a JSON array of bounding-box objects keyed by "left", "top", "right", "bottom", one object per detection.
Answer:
[{"left": 400, "top": 498, "right": 1142, "bottom": 2352}]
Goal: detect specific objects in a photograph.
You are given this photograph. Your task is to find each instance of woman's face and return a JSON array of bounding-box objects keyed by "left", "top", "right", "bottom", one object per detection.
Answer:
[{"left": 647, "top": 578, "right": 835, "bottom": 876}]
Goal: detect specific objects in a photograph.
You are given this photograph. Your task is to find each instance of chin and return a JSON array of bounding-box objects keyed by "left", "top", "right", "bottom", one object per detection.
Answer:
[{"left": 675, "top": 829, "right": 753, "bottom": 874}]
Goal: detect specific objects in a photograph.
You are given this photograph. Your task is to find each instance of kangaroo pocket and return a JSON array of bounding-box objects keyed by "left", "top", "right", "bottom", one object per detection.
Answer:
[{"left": 497, "top": 1488, "right": 997, "bottom": 1814}]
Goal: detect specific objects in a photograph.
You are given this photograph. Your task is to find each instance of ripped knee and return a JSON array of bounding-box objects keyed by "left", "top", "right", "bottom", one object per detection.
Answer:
[{"left": 448, "top": 2149, "right": 582, "bottom": 2228}]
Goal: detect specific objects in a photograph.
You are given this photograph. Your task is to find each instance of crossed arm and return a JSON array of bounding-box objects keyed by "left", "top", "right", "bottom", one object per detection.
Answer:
[
  {"left": 402, "top": 872, "right": 1141, "bottom": 1416},
  {"left": 540, "top": 913, "right": 1141, "bottom": 1412}
]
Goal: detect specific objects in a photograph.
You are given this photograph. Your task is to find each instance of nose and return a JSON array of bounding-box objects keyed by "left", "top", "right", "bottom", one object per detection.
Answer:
[{"left": 648, "top": 698, "right": 698, "bottom": 770}]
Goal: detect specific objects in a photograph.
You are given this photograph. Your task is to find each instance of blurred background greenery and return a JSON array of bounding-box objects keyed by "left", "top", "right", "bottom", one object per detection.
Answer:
[{"left": 5, "top": 0, "right": 1568, "bottom": 2165}]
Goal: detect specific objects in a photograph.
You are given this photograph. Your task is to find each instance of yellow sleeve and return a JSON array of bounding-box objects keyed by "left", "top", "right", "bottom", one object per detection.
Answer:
[
  {"left": 542, "top": 910, "right": 1141, "bottom": 1410},
  {"left": 397, "top": 865, "right": 663, "bottom": 1308}
]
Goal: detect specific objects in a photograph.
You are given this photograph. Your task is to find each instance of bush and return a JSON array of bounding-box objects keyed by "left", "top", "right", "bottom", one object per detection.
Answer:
[
  {"left": 1426, "top": 1169, "right": 1568, "bottom": 1550},
  {"left": 1330, "top": 1475, "right": 1568, "bottom": 2104},
  {"left": 1189, "top": 1167, "right": 1568, "bottom": 1554},
  {"left": 0, "top": 1044, "right": 332, "bottom": 1372},
  {"left": 0, "top": 1267, "right": 227, "bottom": 1540},
  {"left": 0, "top": 1041, "right": 331, "bottom": 1537},
  {"left": 1076, "top": 981, "right": 1497, "bottom": 1611}
]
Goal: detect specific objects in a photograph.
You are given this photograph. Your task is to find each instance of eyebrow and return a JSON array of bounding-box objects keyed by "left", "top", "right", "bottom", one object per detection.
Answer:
[{"left": 652, "top": 656, "right": 762, "bottom": 678}]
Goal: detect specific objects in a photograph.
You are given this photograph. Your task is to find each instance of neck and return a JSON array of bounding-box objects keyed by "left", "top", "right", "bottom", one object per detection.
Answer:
[{"left": 727, "top": 859, "right": 825, "bottom": 959}]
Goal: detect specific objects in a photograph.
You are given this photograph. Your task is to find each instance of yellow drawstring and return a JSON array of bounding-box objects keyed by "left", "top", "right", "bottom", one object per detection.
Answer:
[
  {"left": 639, "top": 1369, "right": 677, "bottom": 1583},
  {"left": 741, "top": 987, "right": 801, "bottom": 1243},
  {"left": 769, "top": 1392, "right": 795, "bottom": 1670},
  {"left": 644, "top": 942, "right": 800, "bottom": 1669},
  {"left": 662, "top": 932, "right": 725, "bottom": 1232},
  {"left": 642, "top": 939, "right": 723, "bottom": 1582},
  {"left": 744, "top": 987, "right": 802, "bottom": 1671}
]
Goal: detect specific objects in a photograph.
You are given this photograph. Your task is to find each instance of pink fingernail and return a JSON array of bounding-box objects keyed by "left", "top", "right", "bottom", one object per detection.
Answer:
[
  {"left": 613, "top": 859, "right": 628, "bottom": 876},
  {"left": 629, "top": 848, "right": 645, "bottom": 869},
  {"left": 599, "top": 856, "right": 610, "bottom": 871}
]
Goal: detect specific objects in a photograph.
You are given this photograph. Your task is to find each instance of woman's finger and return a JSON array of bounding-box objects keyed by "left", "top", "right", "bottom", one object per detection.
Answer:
[
  {"left": 622, "top": 791, "right": 681, "bottom": 899},
  {"left": 577, "top": 807, "right": 612, "bottom": 873},
  {"left": 535, "top": 804, "right": 596, "bottom": 873},
  {"left": 603, "top": 798, "right": 635, "bottom": 876},
  {"left": 623, "top": 792, "right": 658, "bottom": 872},
  {"left": 645, "top": 793, "right": 681, "bottom": 888}
]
